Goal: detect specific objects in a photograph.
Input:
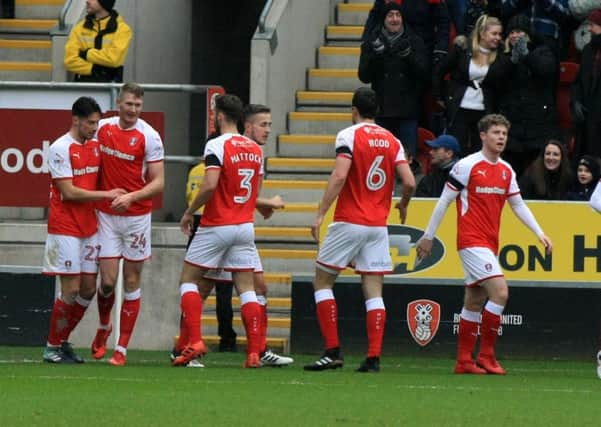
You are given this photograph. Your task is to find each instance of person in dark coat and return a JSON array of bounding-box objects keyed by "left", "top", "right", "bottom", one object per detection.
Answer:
[
  {"left": 566, "top": 154, "right": 601, "bottom": 200},
  {"left": 571, "top": 8, "right": 601, "bottom": 159},
  {"left": 432, "top": 15, "right": 510, "bottom": 154},
  {"left": 498, "top": 14, "right": 562, "bottom": 177},
  {"left": 359, "top": 2, "right": 430, "bottom": 157},
  {"left": 415, "top": 134, "right": 461, "bottom": 197},
  {"left": 519, "top": 139, "right": 573, "bottom": 200}
]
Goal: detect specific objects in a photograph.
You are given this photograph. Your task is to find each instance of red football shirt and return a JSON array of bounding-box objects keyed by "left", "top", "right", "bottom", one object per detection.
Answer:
[
  {"left": 200, "top": 133, "right": 264, "bottom": 226},
  {"left": 47, "top": 133, "right": 101, "bottom": 237},
  {"left": 333, "top": 123, "right": 406, "bottom": 226},
  {"left": 96, "top": 116, "right": 164, "bottom": 216}
]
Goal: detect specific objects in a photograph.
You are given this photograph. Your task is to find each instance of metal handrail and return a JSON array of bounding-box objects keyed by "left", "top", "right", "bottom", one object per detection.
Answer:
[
  {"left": 59, "top": 0, "right": 74, "bottom": 31},
  {"left": 258, "top": 0, "right": 274, "bottom": 34}
]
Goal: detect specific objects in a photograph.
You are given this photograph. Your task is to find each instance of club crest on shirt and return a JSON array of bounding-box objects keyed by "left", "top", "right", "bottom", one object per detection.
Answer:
[
  {"left": 485, "top": 263, "right": 493, "bottom": 272},
  {"left": 129, "top": 137, "right": 138, "bottom": 146},
  {"left": 407, "top": 299, "right": 441, "bottom": 347},
  {"left": 502, "top": 170, "right": 507, "bottom": 180}
]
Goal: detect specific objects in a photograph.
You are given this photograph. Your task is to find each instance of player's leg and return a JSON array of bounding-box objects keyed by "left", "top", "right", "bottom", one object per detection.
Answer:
[
  {"left": 253, "top": 271, "right": 294, "bottom": 367},
  {"left": 476, "top": 276, "right": 509, "bottom": 375},
  {"left": 233, "top": 270, "right": 262, "bottom": 367},
  {"left": 44, "top": 274, "right": 81, "bottom": 363},
  {"left": 455, "top": 286, "right": 487, "bottom": 374},
  {"left": 357, "top": 274, "right": 385, "bottom": 373}
]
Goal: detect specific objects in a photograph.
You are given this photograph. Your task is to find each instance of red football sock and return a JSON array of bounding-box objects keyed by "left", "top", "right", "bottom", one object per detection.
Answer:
[
  {"left": 241, "top": 301, "right": 262, "bottom": 355},
  {"left": 97, "top": 289, "right": 115, "bottom": 327},
  {"left": 479, "top": 309, "right": 501, "bottom": 358},
  {"left": 180, "top": 284, "right": 203, "bottom": 344},
  {"left": 61, "top": 297, "right": 90, "bottom": 341},
  {"left": 457, "top": 317, "right": 480, "bottom": 362},
  {"left": 175, "top": 314, "right": 189, "bottom": 352},
  {"left": 316, "top": 298, "right": 339, "bottom": 350},
  {"left": 47, "top": 298, "right": 70, "bottom": 347},
  {"left": 366, "top": 309, "right": 386, "bottom": 357},
  {"left": 117, "top": 290, "right": 141, "bottom": 350},
  {"left": 259, "top": 303, "right": 268, "bottom": 353}
]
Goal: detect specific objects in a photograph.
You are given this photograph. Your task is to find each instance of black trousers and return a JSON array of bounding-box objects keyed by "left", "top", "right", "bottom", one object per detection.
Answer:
[
  {"left": 449, "top": 108, "right": 486, "bottom": 155},
  {"left": 186, "top": 215, "right": 236, "bottom": 344}
]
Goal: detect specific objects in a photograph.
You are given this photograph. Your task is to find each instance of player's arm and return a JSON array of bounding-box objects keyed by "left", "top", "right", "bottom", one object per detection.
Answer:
[
  {"left": 311, "top": 155, "right": 352, "bottom": 241},
  {"left": 590, "top": 180, "right": 601, "bottom": 213},
  {"left": 415, "top": 184, "right": 459, "bottom": 259},
  {"left": 55, "top": 179, "right": 125, "bottom": 202},
  {"left": 256, "top": 193, "right": 285, "bottom": 220},
  {"left": 508, "top": 194, "right": 553, "bottom": 255},
  {"left": 110, "top": 161, "right": 165, "bottom": 212},
  {"left": 394, "top": 162, "right": 416, "bottom": 224},
  {"left": 180, "top": 168, "right": 220, "bottom": 235}
]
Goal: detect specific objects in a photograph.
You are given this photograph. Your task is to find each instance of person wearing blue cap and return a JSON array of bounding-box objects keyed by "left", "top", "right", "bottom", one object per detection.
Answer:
[{"left": 415, "top": 134, "right": 461, "bottom": 197}]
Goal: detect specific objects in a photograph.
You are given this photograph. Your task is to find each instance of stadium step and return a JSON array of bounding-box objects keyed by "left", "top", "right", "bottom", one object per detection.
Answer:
[
  {"left": 266, "top": 157, "right": 334, "bottom": 174},
  {"left": 257, "top": 248, "right": 317, "bottom": 274},
  {"left": 260, "top": 178, "right": 326, "bottom": 202},
  {"left": 255, "top": 226, "right": 313, "bottom": 243},
  {"left": 15, "top": 0, "right": 64, "bottom": 20},
  {"left": 205, "top": 295, "right": 291, "bottom": 309},
  {"left": 307, "top": 68, "right": 363, "bottom": 92},
  {"left": 0, "top": 38, "right": 51, "bottom": 61},
  {"left": 336, "top": 2, "right": 371, "bottom": 26},
  {"left": 325, "top": 25, "right": 362, "bottom": 45},
  {"left": 288, "top": 111, "right": 352, "bottom": 134},
  {"left": 203, "top": 315, "right": 291, "bottom": 329},
  {"left": 318, "top": 46, "right": 360, "bottom": 69},
  {"left": 0, "top": 60, "right": 51, "bottom": 80},
  {"left": 278, "top": 134, "right": 336, "bottom": 158},
  {"left": 0, "top": 18, "right": 57, "bottom": 33},
  {"left": 254, "top": 202, "right": 317, "bottom": 228},
  {"left": 296, "top": 90, "right": 352, "bottom": 112}
]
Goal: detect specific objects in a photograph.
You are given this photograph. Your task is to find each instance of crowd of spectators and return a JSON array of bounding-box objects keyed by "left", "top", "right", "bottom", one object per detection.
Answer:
[{"left": 360, "top": 0, "right": 601, "bottom": 201}]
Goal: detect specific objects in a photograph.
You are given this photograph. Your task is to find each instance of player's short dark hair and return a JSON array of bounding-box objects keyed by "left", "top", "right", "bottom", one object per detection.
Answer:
[
  {"left": 119, "top": 82, "right": 144, "bottom": 99},
  {"left": 215, "top": 94, "right": 244, "bottom": 125},
  {"left": 244, "top": 104, "right": 270, "bottom": 122},
  {"left": 352, "top": 87, "right": 378, "bottom": 119},
  {"left": 478, "top": 114, "right": 511, "bottom": 133},
  {"left": 72, "top": 96, "right": 102, "bottom": 118}
]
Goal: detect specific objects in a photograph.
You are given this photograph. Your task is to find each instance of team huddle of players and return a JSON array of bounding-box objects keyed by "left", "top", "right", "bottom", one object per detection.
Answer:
[{"left": 41, "top": 83, "right": 601, "bottom": 376}]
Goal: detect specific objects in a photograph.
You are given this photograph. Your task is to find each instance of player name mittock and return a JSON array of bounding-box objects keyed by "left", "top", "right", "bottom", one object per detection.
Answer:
[
  {"left": 230, "top": 152, "right": 262, "bottom": 164},
  {"left": 73, "top": 166, "right": 99, "bottom": 176},
  {"left": 475, "top": 186, "right": 506, "bottom": 195},
  {"left": 100, "top": 145, "right": 135, "bottom": 161}
]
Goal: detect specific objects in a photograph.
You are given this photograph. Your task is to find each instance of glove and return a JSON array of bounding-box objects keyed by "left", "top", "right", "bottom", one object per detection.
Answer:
[
  {"left": 371, "top": 37, "right": 386, "bottom": 56},
  {"left": 572, "top": 100, "right": 588, "bottom": 124},
  {"left": 78, "top": 49, "right": 89, "bottom": 60},
  {"left": 511, "top": 36, "right": 529, "bottom": 63},
  {"left": 393, "top": 38, "right": 412, "bottom": 58}
]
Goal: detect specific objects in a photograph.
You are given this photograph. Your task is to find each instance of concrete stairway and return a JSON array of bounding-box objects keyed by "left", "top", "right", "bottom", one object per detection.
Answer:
[{"left": 0, "top": 0, "right": 63, "bottom": 81}]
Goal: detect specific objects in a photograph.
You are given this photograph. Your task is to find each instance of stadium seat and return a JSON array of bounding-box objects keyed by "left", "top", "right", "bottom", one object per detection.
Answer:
[
  {"left": 557, "top": 61, "right": 579, "bottom": 132},
  {"left": 417, "top": 127, "right": 435, "bottom": 175}
]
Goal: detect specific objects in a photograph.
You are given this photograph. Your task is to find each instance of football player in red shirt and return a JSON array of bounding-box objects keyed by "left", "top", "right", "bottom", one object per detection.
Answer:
[
  {"left": 304, "top": 87, "right": 416, "bottom": 372},
  {"left": 91, "top": 83, "right": 165, "bottom": 366},
  {"left": 416, "top": 114, "right": 553, "bottom": 375},
  {"left": 43, "top": 96, "right": 125, "bottom": 363}
]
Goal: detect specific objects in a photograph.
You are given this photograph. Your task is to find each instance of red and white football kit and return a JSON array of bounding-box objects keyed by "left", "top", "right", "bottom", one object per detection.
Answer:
[
  {"left": 43, "top": 133, "right": 101, "bottom": 275},
  {"left": 317, "top": 122, "right": 407, "bottom": 274},
  {"left": 185, "top": 133, "right": 264, "bottom": 271},
  {"left": 96, "top": 116, "right": 164, "bottom": 260}
]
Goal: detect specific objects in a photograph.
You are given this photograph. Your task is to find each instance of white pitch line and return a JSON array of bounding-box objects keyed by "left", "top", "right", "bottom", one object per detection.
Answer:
[{"left": 1, "top": 374, "right": 598, "bottom": 394}]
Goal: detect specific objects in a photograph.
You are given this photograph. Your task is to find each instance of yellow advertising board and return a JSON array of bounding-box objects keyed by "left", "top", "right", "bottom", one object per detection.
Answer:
[{"left": 320, "top": 198, "right": 601, "bottom": 283}]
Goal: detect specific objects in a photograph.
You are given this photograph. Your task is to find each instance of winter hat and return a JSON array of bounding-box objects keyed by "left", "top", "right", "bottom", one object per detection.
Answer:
[
  {"left": 382, "top": 1, "right": 403, "bottom": 17},
  {"left": 98, "top": 0, "right": 116, "bottom": 12},
  {"left": 506, "top": 14, "right": 530, "bottom": 34},
  {"left": 589, "top": 8, "right": 601, "bottom": 27},
  {"left": 578, "top": 155, "right": 601, "bottom": 180}
]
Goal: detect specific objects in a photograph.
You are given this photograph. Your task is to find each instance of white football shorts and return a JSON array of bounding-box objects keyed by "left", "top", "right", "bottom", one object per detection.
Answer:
[
  {"left": 203, "top": 246, "right": 263, "bottom": 282},
  {"left": 459, "top": 247, "right": 504, "bottom": 287},
  {"left": 97, "top": 211, "right": 151, "bottom": 261},
  {"left": 43, "top": 233, "right": 99, "bottom": 275},
  {"left": 316, "top": 222, "right": 392, "bottom": 274}
]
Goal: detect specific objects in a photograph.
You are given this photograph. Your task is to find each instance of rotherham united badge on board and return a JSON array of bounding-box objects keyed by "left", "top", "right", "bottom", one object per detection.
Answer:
[{"left": 406, "top": 299, "right": 441, "bottom": 347}]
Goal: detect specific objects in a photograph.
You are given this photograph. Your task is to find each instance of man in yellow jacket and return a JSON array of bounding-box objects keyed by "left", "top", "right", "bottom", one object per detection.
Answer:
[{"left": 64, "top": 0, "right": 132, "bottom": 82}]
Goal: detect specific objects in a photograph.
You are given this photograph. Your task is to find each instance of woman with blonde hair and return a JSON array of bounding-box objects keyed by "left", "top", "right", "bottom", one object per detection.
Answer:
[{"left": 432, "top": 14, "right": 510, "bottom": 154}]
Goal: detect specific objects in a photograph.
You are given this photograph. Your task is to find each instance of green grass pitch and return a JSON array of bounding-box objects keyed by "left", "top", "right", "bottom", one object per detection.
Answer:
[{"left": 1, "top": 347, "right": 600, "bottom": 426}]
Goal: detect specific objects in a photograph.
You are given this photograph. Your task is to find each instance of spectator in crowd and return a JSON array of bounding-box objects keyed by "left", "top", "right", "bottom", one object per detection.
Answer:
[
  {"left": 566, "top": 154, "right": 601, "bottom": 200},
  {"left": 519, "top": 139, "right": 573, "bottom": 199},
  {"left": 498, "top": 14, "right": 562, "bottom": 177},
  {"left": 359, "top": 2, "right": 430, "bottom": 157},
  {"left": 500, "top": 0, "right": 574, "bottom": 59},
  {"left": 571, "top": 8, "right": 601, "bottom": 159},
  {"left": 415, "top": 134, "right": 461, "bottom": 196},
  {"left": 433, "top": 15, "right": 509, "bottom": 154},
  {"left": 362, "top": 0, "right": 450, "bottom": 67},
  {"left": 64, "top": 0, "right": 132, "bottom": 82}
]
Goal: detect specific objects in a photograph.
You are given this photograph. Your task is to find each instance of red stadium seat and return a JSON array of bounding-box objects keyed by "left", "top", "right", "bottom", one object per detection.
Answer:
[
  {"left": 557, "top": 61, "right": 579, "bottom": 132},
  {"left": 417, "top": 127, "right": 435, "bottom": 175}
]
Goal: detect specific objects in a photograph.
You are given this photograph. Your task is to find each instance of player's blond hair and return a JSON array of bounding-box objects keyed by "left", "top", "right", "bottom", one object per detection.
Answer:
[{"left": 118, "top": 82, "right": 144, "bottom": 99}]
